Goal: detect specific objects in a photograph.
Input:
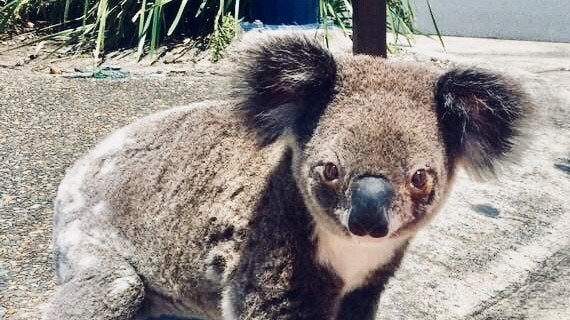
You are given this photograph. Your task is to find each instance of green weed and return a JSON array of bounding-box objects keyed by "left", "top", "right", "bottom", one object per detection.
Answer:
[{"left": 0, "top": 0, "right": 443, "bottom": 59}]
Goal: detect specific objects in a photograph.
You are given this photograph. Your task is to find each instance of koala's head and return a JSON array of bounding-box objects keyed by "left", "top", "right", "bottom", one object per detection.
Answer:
[{"left": 236, "top": 34, "right": 530, "bottom": 241}]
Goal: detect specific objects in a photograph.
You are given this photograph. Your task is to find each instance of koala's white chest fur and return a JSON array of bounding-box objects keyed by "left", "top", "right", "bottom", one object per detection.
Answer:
[{"left": 315, "top": 227, "right": 407, "bottom": 294}]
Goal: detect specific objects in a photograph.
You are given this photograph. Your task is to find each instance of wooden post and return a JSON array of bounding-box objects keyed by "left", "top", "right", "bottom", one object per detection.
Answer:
[{"left": 352, "top": 0, "right": 387, "bottom": 57}]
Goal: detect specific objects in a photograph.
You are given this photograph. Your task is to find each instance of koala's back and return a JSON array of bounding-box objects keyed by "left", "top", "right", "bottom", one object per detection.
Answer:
[{"left": 53, "top": 100, "right": 285, "bottom": 317}]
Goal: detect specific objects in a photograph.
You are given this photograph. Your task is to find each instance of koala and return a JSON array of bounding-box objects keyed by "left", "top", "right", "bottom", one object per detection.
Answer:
[{"left": 45, "top": 34, "right": 530, "bottom": 320}]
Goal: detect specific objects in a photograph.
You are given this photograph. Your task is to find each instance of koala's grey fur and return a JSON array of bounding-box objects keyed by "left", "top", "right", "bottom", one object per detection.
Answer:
[{"left": 45, "top": 34, "right": 531, "bottom": 320}]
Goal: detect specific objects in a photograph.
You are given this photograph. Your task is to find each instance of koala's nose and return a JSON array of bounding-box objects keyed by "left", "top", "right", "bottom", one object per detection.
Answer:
[{"left": 349, "top": 176, "right": 394, "bottom": 238}]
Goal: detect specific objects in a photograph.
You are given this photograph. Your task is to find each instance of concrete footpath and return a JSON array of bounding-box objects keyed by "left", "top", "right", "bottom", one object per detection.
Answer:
[
  {"left": 0, "top": 35, "right": 568, "bottom": 319},
  {"left": 377, "top": 36, "right": 570, "bottom": 320}
]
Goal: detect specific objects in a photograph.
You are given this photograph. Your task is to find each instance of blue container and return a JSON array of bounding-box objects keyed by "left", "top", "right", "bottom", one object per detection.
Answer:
[{"left": 251, "top": 0, "right": 319, "bottom": 25}]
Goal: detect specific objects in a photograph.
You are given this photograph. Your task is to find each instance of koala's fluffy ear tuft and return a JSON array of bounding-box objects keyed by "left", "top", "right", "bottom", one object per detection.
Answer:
[
  {"left": 435, "top": 68, "right": 531, "bottom": 179},
  {"left": 234, "top": 34, "right": 337, "bottom": 145}
]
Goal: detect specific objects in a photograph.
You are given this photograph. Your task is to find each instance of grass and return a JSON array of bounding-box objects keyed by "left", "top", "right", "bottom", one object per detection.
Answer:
[
  {"left": 208, "top": 7, "right": 238, "bottom": 61},
  {"left": 386, "top": 0, "right": 445, "bottom": 52},
  {"left": 0, "top": 0, "right": 443, "bottom": 59},
  {"left": 1, "top": 0, "right": 223, "bottom": 56}
]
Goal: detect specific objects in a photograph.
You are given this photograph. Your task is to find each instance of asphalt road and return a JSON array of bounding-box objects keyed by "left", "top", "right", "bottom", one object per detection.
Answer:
[{"left": 0, "top": 64, "right": 231, "bottom": 319}]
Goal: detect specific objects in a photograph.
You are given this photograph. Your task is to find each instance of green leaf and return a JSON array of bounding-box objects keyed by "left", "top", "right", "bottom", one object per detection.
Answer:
[
  {"left": 136, "top": 32, "right": 148, "bottom": 61},
  {"left": 63, "top": 0, "right": 71, "bottom": 25},
  {"left": 150, "top": 1, "right": 162, "bottom": 53},
  {"left": 326, "top": 3, "right": 348, "bottom": 36},
  {"left": 167, "top": 0, "right": 189, "bottom": 36},
  {"left": 195, "top": 0, "right": 209, "bottom": 18},
  {"left": 426, "top": 0, "right": 446, "bottom": 50},
  {"left": 94, "top": 0, "right": 109, "bottom": 58}
]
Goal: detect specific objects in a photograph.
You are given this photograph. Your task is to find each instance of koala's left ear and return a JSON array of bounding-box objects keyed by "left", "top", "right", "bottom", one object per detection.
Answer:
[
  {"left": 234, "top": 34, "right": 337, "bottom": 146},
  {"left": 435, "top": 68, "right": 531, "bottom": 178}
]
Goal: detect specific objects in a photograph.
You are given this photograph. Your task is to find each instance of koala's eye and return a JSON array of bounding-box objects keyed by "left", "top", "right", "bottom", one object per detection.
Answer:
[
  {"left": 323, "top": 163, "right": 339, "bottom": 182},
  {"left": 408, "top": 168, "right": 433, "bottom": 200},
  {"left": 411, "top": 169, "right": 427, "bottom": 189}
]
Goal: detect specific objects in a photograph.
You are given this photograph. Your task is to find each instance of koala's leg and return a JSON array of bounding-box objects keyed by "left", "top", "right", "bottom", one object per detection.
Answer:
[{"left": 44, "top": 249, "right": 145, "bottom": 320}]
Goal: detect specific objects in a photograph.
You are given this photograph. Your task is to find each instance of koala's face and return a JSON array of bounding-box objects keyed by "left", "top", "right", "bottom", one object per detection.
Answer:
[
  {"left": 237, "top": 34, "right": 529, "bottom": 241},
  {"left": 294, "top": 57, "right": 450, "bottom": 239}
]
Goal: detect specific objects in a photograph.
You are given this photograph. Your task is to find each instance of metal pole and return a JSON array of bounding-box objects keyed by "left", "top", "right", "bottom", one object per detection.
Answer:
[{"left": 352, "top": 0, "right": 387, "bottom": 57}]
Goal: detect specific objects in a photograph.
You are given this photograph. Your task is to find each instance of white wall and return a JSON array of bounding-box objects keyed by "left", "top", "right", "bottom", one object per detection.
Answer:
[{"left": 412, "top": 0, "right": 569, "bottom": 43}]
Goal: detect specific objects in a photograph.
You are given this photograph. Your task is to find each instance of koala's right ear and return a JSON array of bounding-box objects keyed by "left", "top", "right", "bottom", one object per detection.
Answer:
[{"left": 234, "top": 34, "right": 337, "bottom": 145}]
